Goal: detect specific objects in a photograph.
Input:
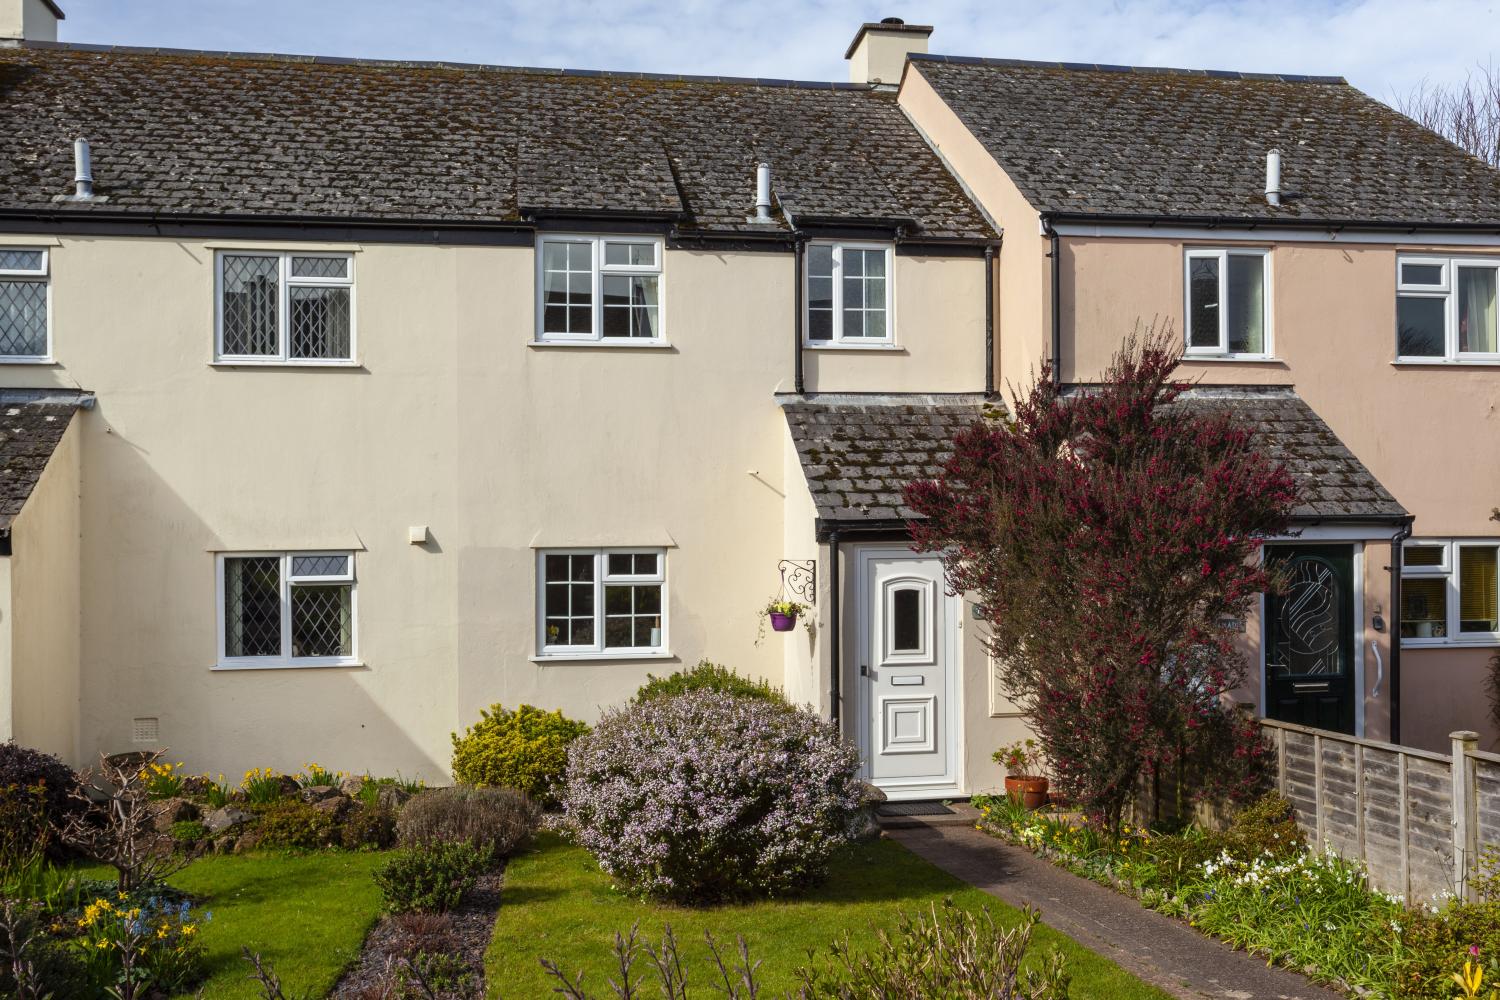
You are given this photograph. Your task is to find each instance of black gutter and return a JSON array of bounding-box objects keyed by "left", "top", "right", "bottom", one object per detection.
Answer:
[
  {"left": 984, "top": 244, "right": 996, "bottom": 396},
  {"left": 1046, "top": 221, "right": 1061, "bottom": 385},
  {"left": 793, "top": 236, "right": 806, "bottom": 395},
  {"left": 828, "top": 530, "right": 841, "bottom": 730},
  {"left": 1042, "top": 210, "right": 1500, "bottom": 236},
  {"left": 1389, "top": 518, "right": 1415, "bottom": 745}
]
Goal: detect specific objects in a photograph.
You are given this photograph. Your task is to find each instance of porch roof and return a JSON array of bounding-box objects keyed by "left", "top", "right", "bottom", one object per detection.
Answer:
[
  {"left": 781, "top": 392, "right": 1002, "bottom": 532},
  {"left": 0, "top": 390, "right": 90, "bottom": 532}
]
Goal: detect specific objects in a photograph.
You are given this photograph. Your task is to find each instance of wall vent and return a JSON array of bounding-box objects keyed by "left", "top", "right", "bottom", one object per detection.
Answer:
[{"left": 131, "top": 717, "right": 160, "bottom": 744}]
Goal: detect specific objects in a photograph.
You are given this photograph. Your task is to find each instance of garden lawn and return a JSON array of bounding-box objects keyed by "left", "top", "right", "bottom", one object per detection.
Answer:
[
  {"left": 486, "top": 834, "right": 1170, "bottom": 999},
  {"left": 162, "top": 850, "right": 392, "bottom": 999}
]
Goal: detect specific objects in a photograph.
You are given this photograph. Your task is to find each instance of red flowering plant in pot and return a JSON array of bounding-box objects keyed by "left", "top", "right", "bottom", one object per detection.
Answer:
[{"left": 996, "top": 739, "right": 1050, "bottom": 809}]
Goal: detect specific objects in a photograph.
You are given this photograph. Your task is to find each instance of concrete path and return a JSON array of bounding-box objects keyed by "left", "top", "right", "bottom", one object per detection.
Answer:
[{"left": 881, "top": 806, "right": 1345, "bottom": 1000}]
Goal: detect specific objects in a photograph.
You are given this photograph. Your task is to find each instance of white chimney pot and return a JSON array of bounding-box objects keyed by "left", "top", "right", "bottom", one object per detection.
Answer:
[{"left": 845, "top": 18, "right": 933, "bottom": 88}]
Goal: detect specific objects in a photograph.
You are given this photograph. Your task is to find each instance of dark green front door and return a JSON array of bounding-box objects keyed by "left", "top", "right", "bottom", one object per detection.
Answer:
[{"left": 1264, "top": 545, "right": 1357, "bottom": 735}]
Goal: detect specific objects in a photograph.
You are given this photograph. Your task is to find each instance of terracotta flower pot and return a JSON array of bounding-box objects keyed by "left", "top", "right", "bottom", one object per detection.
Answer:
[
  {"left": 1004, "top": 775, "right": 1050, "bottom": 810},
  {"left": 769, "top": 612, "right": 797, "bottom": 632}
]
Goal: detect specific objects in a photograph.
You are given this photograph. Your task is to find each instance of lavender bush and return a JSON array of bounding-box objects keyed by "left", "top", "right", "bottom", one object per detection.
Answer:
[{"left": 562, "top": 691, "right": 864, "bottom": 904}]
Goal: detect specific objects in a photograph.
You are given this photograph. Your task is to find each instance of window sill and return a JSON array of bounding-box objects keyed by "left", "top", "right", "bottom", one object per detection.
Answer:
[
  {"left": 1181, "top": 355, "right": 1282, "bottom": 363},
  {"left": 1392, "top": 359, "right": 1500, "bottom": 367},
  {"left": 211, "top": 360, "right": 363, "bottom": 369},
  {"left": 530, "top": 651, "right": 675, "bottom": 663},
  {"left": 527, "top": 341, "right": 673, "bottom": 350},
  {"left": 803, "top": 343, "right": 903, "bottom": 352},
  {"left": 212, "top": 659, "right": 364, "bottom": 671},
  {"left": 0, "top": 357, "right": 57, "bottom": 366},
  {"left": 1400, "top": 639, "right": 1500, "bottom": 650}
]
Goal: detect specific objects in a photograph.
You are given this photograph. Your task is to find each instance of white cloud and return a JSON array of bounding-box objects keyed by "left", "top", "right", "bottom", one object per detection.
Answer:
[{"left": 58, "top": 0, "right": 1500, "bottom": 101}]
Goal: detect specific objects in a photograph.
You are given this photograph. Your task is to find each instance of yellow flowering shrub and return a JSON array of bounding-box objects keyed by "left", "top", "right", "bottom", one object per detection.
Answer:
[{"left": 450, "top": 704, "right": 588, "bottom": 808}]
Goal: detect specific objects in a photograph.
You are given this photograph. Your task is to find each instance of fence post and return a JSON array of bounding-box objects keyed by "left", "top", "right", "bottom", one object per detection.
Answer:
[
  {"left": 1313, "top": 732, "right": 1325, "bottom": 848},
  {"left": 1276, "top": 725, "right": 1287, "bottom": 794},
  {"left": 1451, "top": 730, "right": 1480, "bottom": 901}
]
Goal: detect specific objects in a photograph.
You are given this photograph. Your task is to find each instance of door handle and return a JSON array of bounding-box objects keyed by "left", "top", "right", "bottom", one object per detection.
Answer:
[{"left": 1292, "top": 682, "right": 1330, "bottom": 693}]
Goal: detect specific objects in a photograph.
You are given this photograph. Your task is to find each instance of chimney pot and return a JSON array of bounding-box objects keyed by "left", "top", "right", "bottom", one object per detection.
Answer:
[{"left": 1264, "top": 148, "right": 1282, "bottom": 207}]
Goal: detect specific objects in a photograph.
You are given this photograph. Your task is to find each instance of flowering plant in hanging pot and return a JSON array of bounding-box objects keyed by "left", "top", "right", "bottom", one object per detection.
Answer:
[{"left": 764, "top": 598, "right": 808, "bottom": 632}]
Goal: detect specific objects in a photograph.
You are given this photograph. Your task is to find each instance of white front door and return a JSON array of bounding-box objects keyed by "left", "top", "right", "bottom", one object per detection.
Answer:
[{"left": 857, "top": 549, "right": 961, "bottom": 799}]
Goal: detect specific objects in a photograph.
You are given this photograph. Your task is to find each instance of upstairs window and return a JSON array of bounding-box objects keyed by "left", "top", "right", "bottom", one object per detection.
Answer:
[
  {"left": 1185, "top": 248, "right": 1270, "bottom": 358},
  {"left": 536, "top": 236, "right": 663, "bottom": 343},
  {"left": 806, "top": 242, "right": 893, "bottom": 345},
  {"left": 218, "top": 551, "right": 357, "bottom": 667},
  {"left": 537, "top": 548, "right": 666, "bottom": 656},
  {"left": 1396, "top": 256, "right": 1500, "bottom": 362},
  {"left": 1401, "top": 539, "right": 1500, "bottom": 643},
  {"left": 216, "top": 252, "right": 354, "bottom": 363},
  {"left": 0, "top": 249, "right": 50, "bottom": 361}
]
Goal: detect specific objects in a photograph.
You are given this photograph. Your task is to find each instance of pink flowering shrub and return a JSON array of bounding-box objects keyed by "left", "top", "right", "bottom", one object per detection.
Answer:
[{"left": 561, "top": 692, "right": 864, "bottom": 904}]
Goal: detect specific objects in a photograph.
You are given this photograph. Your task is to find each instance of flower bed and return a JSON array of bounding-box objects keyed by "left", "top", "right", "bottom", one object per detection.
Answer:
[{"left": 974, "top": 792, "right": 1437, "bottom": 998}]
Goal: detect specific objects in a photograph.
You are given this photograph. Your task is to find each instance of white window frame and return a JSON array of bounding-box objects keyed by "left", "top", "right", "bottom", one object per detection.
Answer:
[
  {"left": 1395, "top": 254, "right": 1500, "bottom": 364},
  {"left": 0, "top": 248, "right": 52, "bottom": 364},
  {"left": 803, "top": 240, "right": 896, "bottom": 347},
  {"left": 1400, "top": 538, "right": 1500, "bottom": 647},
  {"left": 533, "top": 235, "right": 666, "bottom": 345},
  {"left": 213, "top": 251, "right": 357, "bottom": 365},
  {"left": 535, "top": 547, "right": 668, "bottom": 659},
  {"left": 215, "top": 550, "right": 359, "bottom": 669},
  {"left": 1183, "top": 247, "right": 1272, "bottom": 359}
]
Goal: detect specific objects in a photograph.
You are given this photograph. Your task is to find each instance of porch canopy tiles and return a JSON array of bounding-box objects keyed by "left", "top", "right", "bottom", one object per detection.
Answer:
[
  {"left": 0, "top": 389, "right": 90, "bottom": 550},
  {"left": 781, "top": 392, "right": 1000, "bottom": 540}
]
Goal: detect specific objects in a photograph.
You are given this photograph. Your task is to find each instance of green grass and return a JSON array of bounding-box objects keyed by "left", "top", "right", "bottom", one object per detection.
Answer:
[
  {"left": 486, "top": 834, "right": 1170, "bottom": 999},
  {"left": 162, "top": 850, "right": 391, "bottom": 999}
]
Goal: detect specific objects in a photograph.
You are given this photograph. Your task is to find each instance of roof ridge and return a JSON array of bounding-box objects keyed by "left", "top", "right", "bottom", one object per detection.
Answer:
[
  {"left": 910, "top": 52, "right": 1347, "bottom": 85},
  {"left": 18, "top": 40, "right": 872, "bottom": 91}
]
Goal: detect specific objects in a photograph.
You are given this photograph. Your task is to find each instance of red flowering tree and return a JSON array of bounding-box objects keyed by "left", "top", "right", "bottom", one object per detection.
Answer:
[{"left": 906, "top": 332, "right": 1298, "bottom": 830}]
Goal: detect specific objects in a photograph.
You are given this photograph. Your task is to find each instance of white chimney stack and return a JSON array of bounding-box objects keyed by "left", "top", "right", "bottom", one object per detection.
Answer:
[
  {"left": 753, "top": 162, "right": 772, "bottom": 223},
  {"left": 0, "top": 0, "right": 64, "bottom": 45},
  {"left": 1265, "top": 148, "right": 1282, "bottom": 207},
  {"left": 844, "top": 17, "right": 933, "bottom": 88}
]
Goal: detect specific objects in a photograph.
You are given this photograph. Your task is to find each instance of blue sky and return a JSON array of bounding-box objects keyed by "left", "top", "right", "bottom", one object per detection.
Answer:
[{"left": 55, "top": 0, "right": 1500, "bottom": 102}]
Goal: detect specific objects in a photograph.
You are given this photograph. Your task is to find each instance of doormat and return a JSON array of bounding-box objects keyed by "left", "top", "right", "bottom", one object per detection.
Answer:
[{"left": 878, "top": 801, "right": 954, "bottom": 817}]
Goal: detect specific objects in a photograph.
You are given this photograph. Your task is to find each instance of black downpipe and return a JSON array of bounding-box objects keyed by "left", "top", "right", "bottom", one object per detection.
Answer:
[
  {"left": 828, "top": 532, "right": 841, "bottom": 730},
  {"left": 1389, "top": 520, "right": 1414, "bottom": 745},
  {"left": 1047, "top": 225, "right": 1062, "bottom": 385},
  {"left": 983, "top": 245, "right": 996, "bottom": 396},
  {"left": 793, "top": 238, "right": 806, "bottom": 395}
]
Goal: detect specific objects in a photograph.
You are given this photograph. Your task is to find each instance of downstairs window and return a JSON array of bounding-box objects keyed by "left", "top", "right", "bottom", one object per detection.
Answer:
[{"left": 218, "top": 552, "right": 357, "bottom": 667}]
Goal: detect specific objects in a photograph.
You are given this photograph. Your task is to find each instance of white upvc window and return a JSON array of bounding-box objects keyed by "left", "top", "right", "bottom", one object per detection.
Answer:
[
  {"left": 215, "top": 251, "right": 355, "bottom": 364},
  {"left": 805, "top": 241, "right": 894, "bottom": 346},
  {"left": 535, "top": 236, "right": 664, "bottom": 343},
  {"left": 537, "top": 548, "right": 667, "bottom": 657},
  {"left": 1396, "top": 255, "right": 1500, "bottom": 362},
  {"left": 0, "top": 248, "right": 51, "bottom": 362},
  {"left": 1401, "top": 539, "right": 1500, "bottom": 645},
  {"left": 216, "top": 551, "right": 358, "bottom": 668},
  {"left": 1184, "top": 247, "right": 1271, "bottom": 358}
]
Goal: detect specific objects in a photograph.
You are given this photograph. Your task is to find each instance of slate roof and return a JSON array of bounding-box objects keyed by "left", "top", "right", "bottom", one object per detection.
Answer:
[
  {"left": 0, "top": 43, "right": 993, "bottom": 239},
  {"left": 0, "top": 390, "right": 88, "bottom": 532},
  {"left": 911, "top": 55, "right": 1500, "bottom": 226},
  {"left": 1169, "top": 387, "right": 1407, "bottom": 521},
  {"left": 782, "top": 394, "right": 1001, "bottom": 527}
]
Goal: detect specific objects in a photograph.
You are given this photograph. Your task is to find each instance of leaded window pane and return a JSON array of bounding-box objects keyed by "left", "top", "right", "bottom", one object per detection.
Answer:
[
  {"left": 291, "top": 583, "right": 353, "bottom": 657},
  {"left": 222, "top": 255, "right": 280, "bottom": 356},
  {"left": 291, "top": 554, "right": 350, "bottom": 578},
  {"left": 291, "top": 256, "right": 348, "bottom": 279},
  {"left": 0, "top": 250, "right": 43, "bottom": 272},
  {"left": 0, "top": 281, "right": 47, "bottom": 357},
  {"left": 290, "top": 286, "right": 351, "bottom": 359},
  {"left": 224, "top": 556, "right": 282, "bottom": 657}
]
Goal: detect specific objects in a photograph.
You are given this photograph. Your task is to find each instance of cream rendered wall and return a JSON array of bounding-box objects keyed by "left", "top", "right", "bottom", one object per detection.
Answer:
[
  {"left": 779, "top": 426, "right": 822, "bottom": 712},
  {"left": 0, "top": 233, "right": 984, "bottom": 776},
  {"left": 0, "top": 0, "right": 59, "bottom": 43},
  {"left": 899, "top": 67, "right": 1046, "bottom": 405},
  {"left": 9, "top": 416, "right": 81, "bottom": 760}
]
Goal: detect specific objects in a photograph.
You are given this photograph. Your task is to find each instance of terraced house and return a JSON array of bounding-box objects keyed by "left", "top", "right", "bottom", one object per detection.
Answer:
[{"left": 0, "top": 6, "right": 1497, "bottom": 797}]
